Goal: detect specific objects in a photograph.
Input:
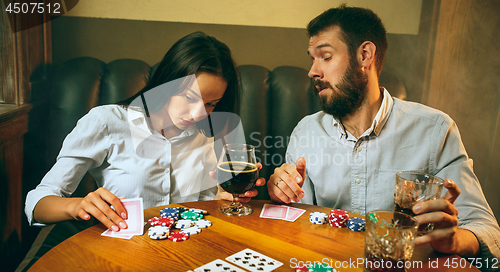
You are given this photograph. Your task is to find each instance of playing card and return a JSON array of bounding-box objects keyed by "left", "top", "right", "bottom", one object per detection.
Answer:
[
  {"left": 285, "top": 207, "right": 306, "bottom": 222},
  {"left": 101, "top": 229, "right": 134, "bottom": 239},
  {"left": 259, "top": 204, "right": 288, "bottom": 220},
  {"left": 193, "top": 259, "right": 247, "bottom": 272},
  {"left": 101, "top": 198, "right": 144, "bottom": 237},
  {"left": 226, "top": 248, "right": 283, "bottom": 272}
]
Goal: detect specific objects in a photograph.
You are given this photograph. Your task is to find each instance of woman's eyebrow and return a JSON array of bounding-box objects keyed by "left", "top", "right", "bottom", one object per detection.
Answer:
[{"left": 187, "top": 88, "right": 202, "bottom": 99}]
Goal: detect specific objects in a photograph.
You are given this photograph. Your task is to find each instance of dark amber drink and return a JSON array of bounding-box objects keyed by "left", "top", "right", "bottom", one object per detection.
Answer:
[{"left": 217, "top": 162, "right": 258, "bottom": 195}]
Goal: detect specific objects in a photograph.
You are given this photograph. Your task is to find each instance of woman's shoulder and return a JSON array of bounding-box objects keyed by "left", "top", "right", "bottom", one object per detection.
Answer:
[{"left": 86, "top": 105, "right": 128, "bottom": 122}]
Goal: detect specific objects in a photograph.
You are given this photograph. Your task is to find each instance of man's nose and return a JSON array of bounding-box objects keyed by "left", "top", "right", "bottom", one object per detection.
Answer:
[{"left": 308, "top": 61, "right": 323, "bottom": 79}]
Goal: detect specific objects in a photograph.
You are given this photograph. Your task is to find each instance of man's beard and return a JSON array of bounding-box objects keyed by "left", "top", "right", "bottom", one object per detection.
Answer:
[{"left": 314, "top": 60, "right": 368, "bottom": 118}]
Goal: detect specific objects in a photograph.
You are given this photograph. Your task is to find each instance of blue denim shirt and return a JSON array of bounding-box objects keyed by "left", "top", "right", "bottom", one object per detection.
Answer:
[{"left": 287, "top": 88, "right": 500, "bottom": 262}]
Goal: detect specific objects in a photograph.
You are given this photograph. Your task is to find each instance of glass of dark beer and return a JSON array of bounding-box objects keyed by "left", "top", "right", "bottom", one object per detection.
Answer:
[{"left": 216, "top": 144, "right": 258, "bottom": 216}]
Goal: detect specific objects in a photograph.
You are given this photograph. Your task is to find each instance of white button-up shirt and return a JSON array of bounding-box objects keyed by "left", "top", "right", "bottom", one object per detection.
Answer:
[{"left": 25, "top": 105, "right": 218, "bottom": 226}]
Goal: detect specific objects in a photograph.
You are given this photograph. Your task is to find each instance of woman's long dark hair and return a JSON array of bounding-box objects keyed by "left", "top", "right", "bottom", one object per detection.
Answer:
[{"left": 118, "top": 31, "right": 241, "bottom": 136}]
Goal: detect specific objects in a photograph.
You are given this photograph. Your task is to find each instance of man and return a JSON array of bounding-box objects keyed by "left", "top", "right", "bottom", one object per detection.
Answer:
[{"left": 268, "top": 4, "right": 500, "bottom": 265}]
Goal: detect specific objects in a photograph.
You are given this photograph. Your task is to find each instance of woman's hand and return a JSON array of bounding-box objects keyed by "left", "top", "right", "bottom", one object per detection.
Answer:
[{"left": 71, "top": 187, "right": 128, "bottom": 232}]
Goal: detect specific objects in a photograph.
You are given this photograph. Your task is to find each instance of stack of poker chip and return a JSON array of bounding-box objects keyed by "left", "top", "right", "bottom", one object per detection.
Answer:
[
  {"left": 168, "top": 231, "right": 189, "bottom": 242},
  {"left": 160, "top": 207, "right": 180, "bottom": 219},
  {"left": 148, "top": 216, "right": 175, "bottom": 227},
  {"left": 309, "top": 212, "right": 328, "bottom": 224},
  {"left": 329, "top": 209, "right": 349, "bottom": 228},
  {"left": 180, "top": 210, "right": 204, "bottom": 221},
  {"left": 147, "top": 207, "right": 212, "bottom": 242},
  {"left": 148, "top": 226, "right": 170, "bottom": 240},
  {"left": 307, "top": 263, "right": 334, "bottom": 272},
  {"left": 347, "top": 217, "right": 365, "bottom": 232},
  {"left": 175, "top": 219, "right": 195, "bottom": 229}
]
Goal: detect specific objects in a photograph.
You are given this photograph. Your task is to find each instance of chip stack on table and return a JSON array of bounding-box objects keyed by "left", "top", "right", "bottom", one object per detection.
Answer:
[
  {"left": 180, "top": 210, "right": 204, "bottom": 221},
  {"left": 147, "top": 207, "right": 212, "bottom": 242},
  {"left": 329, "top": 209, "right": 349, "bottom": 228},
  {"left": 308, "top": 263, "right": 335, "bottom": 272},
  {"left": 309, "top": 212, "right": 328, "bottom": 224},
  {"left": 148, "top": 226, "right": 170, "bottom": 240},
  {"left": 148, "top": 216, "right": 175, "bottom": 227},
  {"left": 347, "top": 217, "right": 365, "bottom": 232}
]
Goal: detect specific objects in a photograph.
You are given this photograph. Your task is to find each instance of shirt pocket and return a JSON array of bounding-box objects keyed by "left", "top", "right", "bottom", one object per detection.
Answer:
[{"left": 370, "top": 168, "right": 425, "bottom": 211}]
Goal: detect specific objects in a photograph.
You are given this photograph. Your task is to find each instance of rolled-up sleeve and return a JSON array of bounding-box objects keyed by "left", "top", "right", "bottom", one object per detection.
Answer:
[
  {"left": 25, "top": 108, "right": 110, "bottom": 226},
  {"left": 433, "top": 116, "right": 500, "bottom": 262}
]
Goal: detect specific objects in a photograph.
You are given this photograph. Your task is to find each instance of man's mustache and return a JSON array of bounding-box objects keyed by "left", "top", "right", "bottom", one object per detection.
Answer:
[{"left": 313, "top": 79, "right": 333, "bottom": 94}]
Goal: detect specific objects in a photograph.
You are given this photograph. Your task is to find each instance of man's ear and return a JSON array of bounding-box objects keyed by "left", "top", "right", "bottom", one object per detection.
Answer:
[{"left": 357, "top": 41, "right": 376, "bottom": 69}]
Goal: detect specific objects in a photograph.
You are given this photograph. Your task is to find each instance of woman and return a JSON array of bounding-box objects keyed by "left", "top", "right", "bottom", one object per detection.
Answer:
[{"left": 25, "top": 32, "right": 264, "bottom": 233}]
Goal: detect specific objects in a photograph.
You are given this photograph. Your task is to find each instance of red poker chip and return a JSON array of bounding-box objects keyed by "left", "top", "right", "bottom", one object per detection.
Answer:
[
  {"left": 295, "top": 265, "right": 309, "bottom": 272},
  {"left": 329, "top": 209, "right": 348, "bottom": 228},
  {"left": 148, "top": 216, "right": 175, "bottom": 227},
  {"left": 168, "top": 231, "right": 189, "bottom": 242}
]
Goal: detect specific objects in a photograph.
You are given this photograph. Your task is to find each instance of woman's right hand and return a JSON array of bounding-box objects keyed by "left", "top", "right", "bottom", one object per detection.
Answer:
[{"left": 72, "top": 187, "right": 128, "bottom": 232}]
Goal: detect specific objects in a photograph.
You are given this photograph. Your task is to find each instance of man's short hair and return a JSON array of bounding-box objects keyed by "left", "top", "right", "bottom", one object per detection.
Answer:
[{"left": 307, "top": 4, "right": 388, "bottom": 77}]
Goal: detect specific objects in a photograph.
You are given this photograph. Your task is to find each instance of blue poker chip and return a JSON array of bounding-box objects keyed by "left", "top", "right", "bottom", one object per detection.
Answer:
[
  {"left": 309, "top": 212, "right": 328, "bottom": 224},
  {"left": 161, "top": 207, "right": 179, "bottom": 214},
  {"left": 148, "top": 226, "right": 170, "bottom": 240},
  {"left": 347, "top": 217, "right": 365, "bottom": 232},
  {"left": 173, "top": 207, "right": 189, "bottom": 214}
]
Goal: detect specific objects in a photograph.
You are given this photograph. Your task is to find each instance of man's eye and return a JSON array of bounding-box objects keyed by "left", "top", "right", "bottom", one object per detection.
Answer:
[
  {"left": 324, "top": 56, "right": 332, "bottom": 61},
  {"left": 185, "top": 95, "right": 194, "bottom": 101},
  {"left": 206, "top": 103, "right": 216, "bottom": 107}
]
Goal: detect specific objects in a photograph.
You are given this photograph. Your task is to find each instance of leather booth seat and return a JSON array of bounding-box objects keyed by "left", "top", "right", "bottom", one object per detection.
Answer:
[{"left": 23, "top": 57, "right": 407, "bottom": 202}]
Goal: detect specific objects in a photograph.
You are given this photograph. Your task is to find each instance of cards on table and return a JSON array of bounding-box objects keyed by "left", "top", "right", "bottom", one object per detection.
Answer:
[
  {"left": 226, "top": 248, "right": 283, "bottom": 272},
  {"left": 193, "top": 259, "right": 247, "bottom": 272},
  {"left": 259, "top": 204, "right": 305, "bottom": 222},
  {"left": 101, "top": 197, "right": 144, "bottom": 239},
  {"left": 192, "top": 248, "right": 283, "bottom": 272}
]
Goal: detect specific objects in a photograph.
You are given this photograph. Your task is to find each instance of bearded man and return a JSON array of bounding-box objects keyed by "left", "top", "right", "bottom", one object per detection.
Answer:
[{"left": 267, "top": 4, "right": 500, "bottom": 264}]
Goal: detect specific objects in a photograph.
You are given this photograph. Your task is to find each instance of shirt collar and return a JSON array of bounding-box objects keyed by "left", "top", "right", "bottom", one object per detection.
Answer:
[
  {"left": 332, "top": 87, "right": 394, "bottom": 139},
  {"left": 126, "top": 106, "right": 197, "bottom": 144}
]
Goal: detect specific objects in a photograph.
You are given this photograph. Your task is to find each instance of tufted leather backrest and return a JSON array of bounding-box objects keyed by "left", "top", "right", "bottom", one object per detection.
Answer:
[{"left": 24, "top": 57, "right": 406, "bottom": 200}]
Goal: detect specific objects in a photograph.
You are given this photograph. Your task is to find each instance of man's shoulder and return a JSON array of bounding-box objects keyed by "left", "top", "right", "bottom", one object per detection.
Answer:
[
  {"left": 294, "top": 111, "right": 330, "bottom": 131},
  {"left": 392, "top": 98, "right": 453, "bottom": 125}
]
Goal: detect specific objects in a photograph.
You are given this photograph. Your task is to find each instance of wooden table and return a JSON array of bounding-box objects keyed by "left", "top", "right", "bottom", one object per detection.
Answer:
[{"left": 28, "top": 200, "right": 480, "bottom": 271}]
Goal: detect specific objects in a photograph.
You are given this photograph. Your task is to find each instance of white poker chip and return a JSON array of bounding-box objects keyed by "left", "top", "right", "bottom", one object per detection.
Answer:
[
  {"left": 181, "top": 226, "right": 202, "bottom": 235},
  {"left": 194, "top": 219, "right": 212, "bottom": 228},
  {"left": 309, "top": 212, "right": 328, "bottom": 224},
  {"left": 175, "top": 219, "right": 195, "bottom": 229},
  {"left": 148, "top": 226, "right": 170, "bottom": 240},
  {"left": 189, "top": 208, "right": 208, "bottom": 215}
]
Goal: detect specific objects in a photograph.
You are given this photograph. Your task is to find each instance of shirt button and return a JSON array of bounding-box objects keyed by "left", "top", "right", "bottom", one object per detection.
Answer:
[
  {"left": 357, "top": 146, "right": 362, "bottom": 152},
  {"left": 356, "top": 179, "right": 361, "bottom": 184}
]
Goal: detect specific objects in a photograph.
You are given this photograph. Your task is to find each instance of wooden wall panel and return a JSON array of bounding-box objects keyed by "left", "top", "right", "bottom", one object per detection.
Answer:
[{"left": 426, "top": 0, "right": 500, "bottom": 219}]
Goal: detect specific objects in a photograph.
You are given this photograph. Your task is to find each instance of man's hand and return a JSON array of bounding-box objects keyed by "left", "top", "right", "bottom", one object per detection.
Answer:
[
  {"left": 211, "top": 162, "right": 266, "bottom": 203},
  {"left": 267, "top": 157, "right": 306, "bottom": 203},
  {"left": 413, "top": 179, "right": 480, "bottom": 257}
]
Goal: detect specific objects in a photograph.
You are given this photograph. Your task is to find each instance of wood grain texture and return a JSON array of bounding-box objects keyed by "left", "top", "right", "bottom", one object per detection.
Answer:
[
  {"left": 28, "top": 200, "right": 479, "bottom": 272},
  {"left": 425, "top": 0, "right": 500, "bottom": 220}
]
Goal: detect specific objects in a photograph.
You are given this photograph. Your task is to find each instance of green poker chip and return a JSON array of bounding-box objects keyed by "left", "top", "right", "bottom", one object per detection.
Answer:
[{"left": 180, "top": 210, "right": 203, "bottom": 220}]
